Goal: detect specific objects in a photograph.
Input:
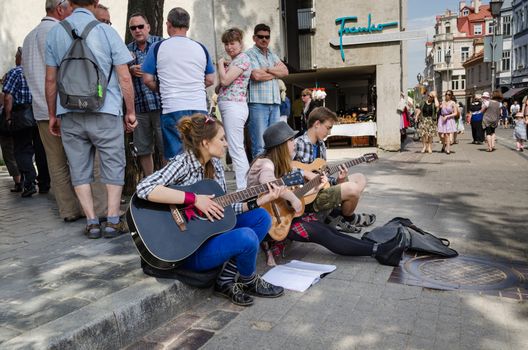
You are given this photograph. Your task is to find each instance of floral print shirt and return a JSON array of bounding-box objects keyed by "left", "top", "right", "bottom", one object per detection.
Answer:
[{"left": 218, "top": 52, "right": 251, "bottom": 103}]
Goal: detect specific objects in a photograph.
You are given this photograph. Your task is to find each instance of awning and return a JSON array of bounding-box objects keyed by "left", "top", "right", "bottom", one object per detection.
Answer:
[{"left": 503, "top": 87, "right": 528, "bottom": 99}]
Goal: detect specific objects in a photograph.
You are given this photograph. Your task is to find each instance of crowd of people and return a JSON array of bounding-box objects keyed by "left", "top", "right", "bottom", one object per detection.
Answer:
[
  {"left": 413, "top": 90, "right": 528, "bottom": 154},
  {"left": 0, "top": 0, "right": 407, "bottom": 307}
]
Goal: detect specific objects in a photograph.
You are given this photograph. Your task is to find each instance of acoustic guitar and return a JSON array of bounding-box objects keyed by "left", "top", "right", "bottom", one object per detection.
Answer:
[
  {"left": 260, "top": 174, "right": 323, "bottom": 241},
  {"left": 127, "top": 172, "right": 304, "bottom": 270},
  {"left": 291, "top": 153, "right": 378, "bottom": 204}
]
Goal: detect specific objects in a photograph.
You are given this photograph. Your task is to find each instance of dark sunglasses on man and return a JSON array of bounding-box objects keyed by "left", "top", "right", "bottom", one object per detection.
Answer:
[
  {"left": 130, "top": 24, "right": 145, "bottom": 31},
  {"left": 256, "top": 34, "right": 270, "bottom": 40}
]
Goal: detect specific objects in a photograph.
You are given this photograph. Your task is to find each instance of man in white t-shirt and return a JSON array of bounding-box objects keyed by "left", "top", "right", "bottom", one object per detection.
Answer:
[{"left": 142, "top": 7, "right": 215, "bottom": 159}]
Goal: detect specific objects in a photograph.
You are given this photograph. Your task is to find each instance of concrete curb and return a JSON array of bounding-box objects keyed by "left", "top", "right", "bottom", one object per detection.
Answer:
[{"left": 4, "top": 278, "right": 209, "bottom": 349}]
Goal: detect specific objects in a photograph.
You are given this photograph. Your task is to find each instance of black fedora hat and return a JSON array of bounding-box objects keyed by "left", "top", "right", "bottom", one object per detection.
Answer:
[{"left": 263, "top": 121, "right": 298, "bottom": 149}]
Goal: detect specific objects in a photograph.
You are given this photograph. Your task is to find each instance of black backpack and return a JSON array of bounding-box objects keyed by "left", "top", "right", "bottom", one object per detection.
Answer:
[{"left": 362, "top": 217, "right": 458, "bottom": 258}]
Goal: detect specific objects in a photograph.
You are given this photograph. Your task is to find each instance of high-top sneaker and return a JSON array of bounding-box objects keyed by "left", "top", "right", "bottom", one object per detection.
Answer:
[{"left": 240, "top": 274, "right": 284, "bottom": 298}]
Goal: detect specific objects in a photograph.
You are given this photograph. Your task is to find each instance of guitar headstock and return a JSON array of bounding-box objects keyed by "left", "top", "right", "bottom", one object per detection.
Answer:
[
  {"left": 282, "top": 171, "right": 305, "bottom": 187},
  {"left": 364, "top": 153, "right": 378, "bottom": 163}
]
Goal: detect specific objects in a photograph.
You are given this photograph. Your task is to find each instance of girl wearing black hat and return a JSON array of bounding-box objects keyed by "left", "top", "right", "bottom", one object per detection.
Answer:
[
  {"left": 246, "top": 121, "right": 406, "bottom": 266},
  {"left": 136, "top": 113, "right": 285, "bottom": 306}
]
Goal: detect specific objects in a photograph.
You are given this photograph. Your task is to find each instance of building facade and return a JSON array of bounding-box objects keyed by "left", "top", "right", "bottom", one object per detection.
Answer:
[
  {"left": 497, "top": 0, "right": 513, "bottom": 90},
  {"left": 511, "top": 0, "right": 528, "bottom": 89},
  {"left": 431, "top": 0, "right": 493, "bottom": 103}
]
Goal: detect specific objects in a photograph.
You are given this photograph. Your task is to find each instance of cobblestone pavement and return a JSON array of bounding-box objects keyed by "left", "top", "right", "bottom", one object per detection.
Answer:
[{"left": 126, "top": 128, "right": 528, "bottom": 350}]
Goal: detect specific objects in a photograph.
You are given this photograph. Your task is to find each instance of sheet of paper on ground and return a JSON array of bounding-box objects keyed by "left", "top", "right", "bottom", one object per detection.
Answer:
[{"left": 262, "top": 260, "right": 337, "bottom": 292}]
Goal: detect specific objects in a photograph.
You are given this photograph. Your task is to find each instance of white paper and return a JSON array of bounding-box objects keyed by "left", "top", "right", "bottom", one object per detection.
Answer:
[{"left": 262, "top": 260, "right": 336, "bottom": 292}]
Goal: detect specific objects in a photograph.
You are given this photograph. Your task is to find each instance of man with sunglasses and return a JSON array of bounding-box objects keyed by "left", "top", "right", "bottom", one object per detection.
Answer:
[
  {"left": 246, "top": 23, "right": 289, "bottom": 158},
  {"left": 127, "top": 13, "right": 163, "bottom": 176}
]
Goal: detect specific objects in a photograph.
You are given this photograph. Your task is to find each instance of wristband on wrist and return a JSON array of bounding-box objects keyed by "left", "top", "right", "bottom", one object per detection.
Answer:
[
  {"left": 183, "top": 192, "right": 196, "bottom": 206},
  {"left": 247, "top": 199, "right": 260, "bottom": 211}
]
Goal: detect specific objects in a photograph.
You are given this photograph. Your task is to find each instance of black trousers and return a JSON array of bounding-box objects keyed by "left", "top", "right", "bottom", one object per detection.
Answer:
[
  {"left": 32, "top": 126, "right": 50, "bottom": 189},
  {"left": 12, "top": 128, "right": 36, "bottom": 189},
  {"left": 471, "top": 120, "right": 485, "bottom": 143}
]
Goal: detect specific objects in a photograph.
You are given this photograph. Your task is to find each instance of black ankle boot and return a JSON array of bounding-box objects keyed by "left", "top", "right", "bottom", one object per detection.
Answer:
[
  {"left": 374, "top": 230, "right": 406, "bottom": 266},
  {"left": 10, "top": 183, "right": 22, "bottom": 193},
  {"left": 214, "top": 281, "right": 254, "bottom": 306},
  {"left": 240, "top": 274, "right": 284, "bottom": 298}
]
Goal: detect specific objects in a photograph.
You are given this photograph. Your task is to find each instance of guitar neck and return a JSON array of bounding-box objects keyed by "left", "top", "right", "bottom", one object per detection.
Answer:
[
  {"left": 293, "top": 175, "right": 321, "bottom": 198},
  {"left": 213, "top": 179, "right": 285, "bottom": 207},
  {"left": 326, "top": 156, "right": 367, "bottom": 175}
]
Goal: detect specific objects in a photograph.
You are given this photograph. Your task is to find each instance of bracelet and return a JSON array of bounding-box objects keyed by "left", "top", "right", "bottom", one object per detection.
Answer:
[
  {"left": 183, "top": 192, "right": 196, "bottom": 206},
  {"left": 247, "top": 199, "right": 260, "bottom": 211}
]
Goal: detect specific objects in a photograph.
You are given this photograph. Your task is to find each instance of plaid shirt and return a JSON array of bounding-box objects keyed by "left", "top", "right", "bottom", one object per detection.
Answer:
[
  {"left": 2, "top": 66, "right": 32, "bottom": 105},
  {"left": 137, "top": 151, "right": 243, "bottom": 214},
  {"left": 127, "top": 35, "right": 162, "bottom": 113},
  {"left": 293, "top": 132, "right": 337, "bottom": 185},
  {"left": 246, "top": 45, "right": 281, "bottom": 105}
]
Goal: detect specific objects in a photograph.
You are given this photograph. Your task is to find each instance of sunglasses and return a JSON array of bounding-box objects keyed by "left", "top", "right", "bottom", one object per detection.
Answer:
[
  {"left": 101, "top": 19, "right": 112, "bottom": 25},
  {"left": 129, "top": 24, "right": 145, "bottom": 31},
  {"left": 256, "top": 35, "right": 270, "bottom": 40}
]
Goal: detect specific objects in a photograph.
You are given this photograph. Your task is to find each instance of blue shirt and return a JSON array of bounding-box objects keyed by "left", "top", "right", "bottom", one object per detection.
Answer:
[
  {"left": 2, "top": 66, "right": 32, "bottom": 105},
  {"left": 45, "top": 8, "right": 133, "bottom": 116},
  {"left": 127, "top": 35, "right": 162, "bottom": 113}
]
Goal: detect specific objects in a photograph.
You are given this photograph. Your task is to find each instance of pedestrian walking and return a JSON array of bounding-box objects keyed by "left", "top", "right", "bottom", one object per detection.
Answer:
[
  {"left": 469, "top": 94, "right": 485, "bottom": 144},
  {"left": 416, "top": 91, "right": 439, "bottom": 153},
  {"left": 438, "top": 90, "right": 458, "bottom": 155},
  {"left": 481, "top": 91, "right": 502, "bottom": 152},
  {"left": 513, "top": 112, "right": 527, "bottom": 152}
]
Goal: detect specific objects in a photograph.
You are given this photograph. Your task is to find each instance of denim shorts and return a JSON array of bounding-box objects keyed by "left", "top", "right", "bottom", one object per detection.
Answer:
[{"left": 60, "top": 112, "right": 125, "bottom": 186}]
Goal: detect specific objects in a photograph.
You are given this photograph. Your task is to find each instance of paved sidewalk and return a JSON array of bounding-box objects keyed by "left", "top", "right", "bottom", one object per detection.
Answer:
[
  {"left": 1, "top": 128, "right": 527, "bottom": 349},
  {"left": 128, "top": 129, "right": 528, "bottom": 350}
]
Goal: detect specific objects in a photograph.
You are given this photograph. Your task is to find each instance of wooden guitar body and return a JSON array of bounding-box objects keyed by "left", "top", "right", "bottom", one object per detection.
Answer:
[{"left": 260, "top": 197, "right": 305, "bottom": 241}]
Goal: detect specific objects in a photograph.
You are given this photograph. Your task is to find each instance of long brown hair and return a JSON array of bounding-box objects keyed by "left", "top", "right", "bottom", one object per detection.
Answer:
[
  {"left": 177, "top": 114, "right": 223, "bottom": 179},
  {"left": 250, "top": 142, "right": 292, "bottom": 179}
]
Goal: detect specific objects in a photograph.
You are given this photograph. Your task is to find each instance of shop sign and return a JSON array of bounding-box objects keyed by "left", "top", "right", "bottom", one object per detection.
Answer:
[{"left": 334, "top": 14, "right": 398, "bottom": 61}]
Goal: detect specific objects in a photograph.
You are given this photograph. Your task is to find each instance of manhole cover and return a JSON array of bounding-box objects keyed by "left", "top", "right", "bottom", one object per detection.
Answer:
[{"left": 389, "top": 255, "right": 528, "bottom": 300}]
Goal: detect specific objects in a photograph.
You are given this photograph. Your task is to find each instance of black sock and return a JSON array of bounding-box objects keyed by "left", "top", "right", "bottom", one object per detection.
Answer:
[
  {"left": 238, "top": 271, "right": 257, "bottom": 282},
  {"left": 217, "top": 259, "right": 238, "bottom": 286}
]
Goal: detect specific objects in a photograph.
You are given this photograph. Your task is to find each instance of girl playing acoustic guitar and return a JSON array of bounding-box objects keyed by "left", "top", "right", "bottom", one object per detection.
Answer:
[
  {"left": 136, "top": 114, "right": 284, "bottom": 306},
  {"left": 247, "top": 121, "right": 406, "bottom": 267}
]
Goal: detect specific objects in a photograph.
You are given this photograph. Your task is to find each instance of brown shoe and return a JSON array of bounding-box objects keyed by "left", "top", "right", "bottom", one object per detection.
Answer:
[
  {"left": 103, "top": 220, "right": 129, "bottom": 238},
  {"left": 84, "top": 223, "right": 102, "bottom": 239}
]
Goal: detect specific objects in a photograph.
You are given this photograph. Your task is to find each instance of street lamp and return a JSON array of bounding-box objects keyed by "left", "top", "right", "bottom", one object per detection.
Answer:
[
  {"left": 417, "top": 73, "right": 423, "bottom": 85},
  {"left": 490, "top": 0, "right": 504, "bottom": 92},
  {"left": 445, "top": 50, "right": 452, "bottom": 92}
]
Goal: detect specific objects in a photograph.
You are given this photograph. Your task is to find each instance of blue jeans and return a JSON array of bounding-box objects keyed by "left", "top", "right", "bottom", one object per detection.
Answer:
[
  {"left": 181, "top": 208, "right": 271, "bottom": 277},
  {"left": 248, "top": 103, "right": 280, "bottom": 158},
  {"left": 160, "top": 110, "right": 207, "bottom": 159}
]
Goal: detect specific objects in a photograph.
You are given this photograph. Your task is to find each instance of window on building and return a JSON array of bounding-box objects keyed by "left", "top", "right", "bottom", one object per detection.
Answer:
[
  {"left": 451, "top": 75, "right": 459, "bottom": 90},
  {"left": 474, "top": 24, "right": 482, "bottom": 35},
  {"left": 461, "top": 47, "right": 470, "bottom": 62},
  {"left": 437, "top": 48, "right": 442, "bottom": 63},
  {"left": 502, "top": 15, "right": 511, "bottom": 36},
  {"left": 461, "top": 75, "right": 466, "bottom": 90},
  {"left": 445, "top": 22, "right": 451, "bottom": 34},
  {"left": 487, "top": 22, "right": 494, "bottom": 34},
  {"left": 478, "top": 65, "right": 482, "bottom": 82},
  {"left": 462, "top": 9, "right": 469, "bottom": 16},
  {"left": 502, "top": 50, "right": 511, "bottom": 71}
]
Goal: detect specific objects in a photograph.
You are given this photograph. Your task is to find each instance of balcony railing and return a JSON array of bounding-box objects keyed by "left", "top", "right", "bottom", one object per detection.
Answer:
[{"left": 433, "top": 33, "right": 454, "bottom": 41}]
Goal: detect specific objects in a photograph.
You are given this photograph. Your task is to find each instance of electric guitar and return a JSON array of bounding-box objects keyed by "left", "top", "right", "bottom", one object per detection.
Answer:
[
  {"left": 291, "top": 153, "right": 378, "bottom": 204},
  {"left": 260, "top": 174, "right": 323, "bottom": 242},
  {"left": 127, "top": 172, "right": 304, "bottom": 270}
]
